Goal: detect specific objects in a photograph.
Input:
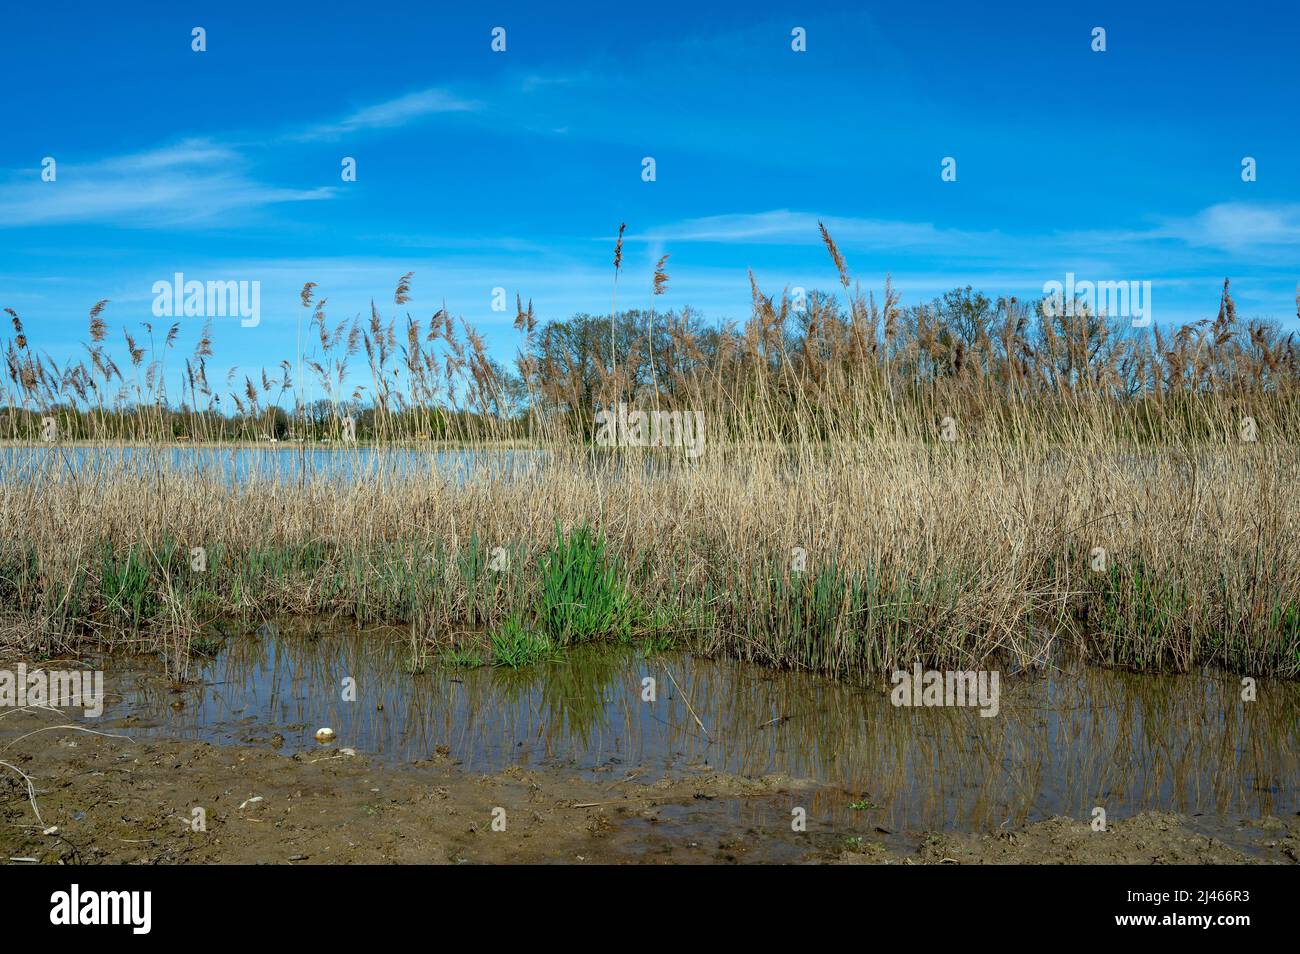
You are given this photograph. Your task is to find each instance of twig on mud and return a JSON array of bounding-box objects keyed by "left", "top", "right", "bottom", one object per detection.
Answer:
[
  {"left": 1, "top": 724, "right": 131, "bottom": 752},
  {"left": 604, "top": 771, "right": 642, "bottom": 790},
  {"left": 0, "top": 704, "right": 66, "bottom": 721},
  {"left": 308, "top": 752, "right": 354, "bottom": 763},
  {"left": 0, "top": 759, "right": 44, "bottom": 826},
  {"left": 573, "top": 797, "right": 668, "bottom": 809},
  {"left": 573, "top": 791, "right": 771, "bottom": 809},
  {"left": 49, "top": 832, "right": 84, "bottom": 862}
]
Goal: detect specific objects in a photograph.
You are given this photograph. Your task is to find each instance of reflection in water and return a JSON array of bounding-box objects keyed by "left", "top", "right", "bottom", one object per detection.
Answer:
[{"left": 104, "top": 625, "right": 1298, "bottom": 833}]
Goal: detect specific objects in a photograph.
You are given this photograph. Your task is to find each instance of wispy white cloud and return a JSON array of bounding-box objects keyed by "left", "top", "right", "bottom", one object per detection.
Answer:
[
  {"left": 642, "top": 205, "right": 1300, "bottom": 259},
  {"left": 638, "top": 210, "right": 992, "bottom": 249},
  {"left": 1148, "top": 202, "right": 1300, "bottom": 251},
  {"left": 0, "top": 85, "right": 485, "bottom": 229},
  {"left": 0, "top": 84, "right": 489, "bottom": 231},
  {"left": 295, "top": 88, "right": 482, "bottom": 140},
  {"left": 0, "top": 139, "right": 333, "bottom": 228},
  {"left": 519, "top": 72, "right": 592, "bottom": 93},
  {"left": 98, "top": 142, "right": 242, "bottom": 173}
]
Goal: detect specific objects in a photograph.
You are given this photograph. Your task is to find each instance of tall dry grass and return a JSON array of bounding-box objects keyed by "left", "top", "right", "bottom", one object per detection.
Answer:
[
  {"left": 1, "top": 226, "right": 1298, "bottom": 681},
  {"left": 1, "top": 437, "right": 1296, "bottom": 681}
]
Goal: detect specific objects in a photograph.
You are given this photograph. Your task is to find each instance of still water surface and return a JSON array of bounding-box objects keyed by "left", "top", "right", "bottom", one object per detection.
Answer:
[{"left": 98, "top": 625, "right": 1299, "bottom": 835}]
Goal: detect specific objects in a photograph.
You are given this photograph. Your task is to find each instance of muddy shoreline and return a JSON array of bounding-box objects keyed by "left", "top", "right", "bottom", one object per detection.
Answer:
[
  {"left": 5, "top": 631, "right": 1297, "bottom": 865},
  {"left": 3, "top": 706, "right": 1296, "bottom": 865}
]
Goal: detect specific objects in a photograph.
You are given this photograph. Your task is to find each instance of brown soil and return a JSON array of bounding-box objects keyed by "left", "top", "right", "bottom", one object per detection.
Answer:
[{"left": 2, "top": 710, "right": 1296, "bottom": 865}]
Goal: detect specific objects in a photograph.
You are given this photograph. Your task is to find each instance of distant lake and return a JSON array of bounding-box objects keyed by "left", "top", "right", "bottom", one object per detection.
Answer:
[{"left": 0, "top": 444, "right": 543, "bottom": 485}]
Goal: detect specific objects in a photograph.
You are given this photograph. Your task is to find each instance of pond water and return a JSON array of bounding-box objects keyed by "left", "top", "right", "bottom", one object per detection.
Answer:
[{"left": 95, "top": 623, "right": 1299, "bottom": 837}]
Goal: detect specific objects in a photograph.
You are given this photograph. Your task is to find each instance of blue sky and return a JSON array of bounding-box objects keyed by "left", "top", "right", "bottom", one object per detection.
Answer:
[{"left": 3, "top": 0, "right": 1298, "bottom": 390}]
